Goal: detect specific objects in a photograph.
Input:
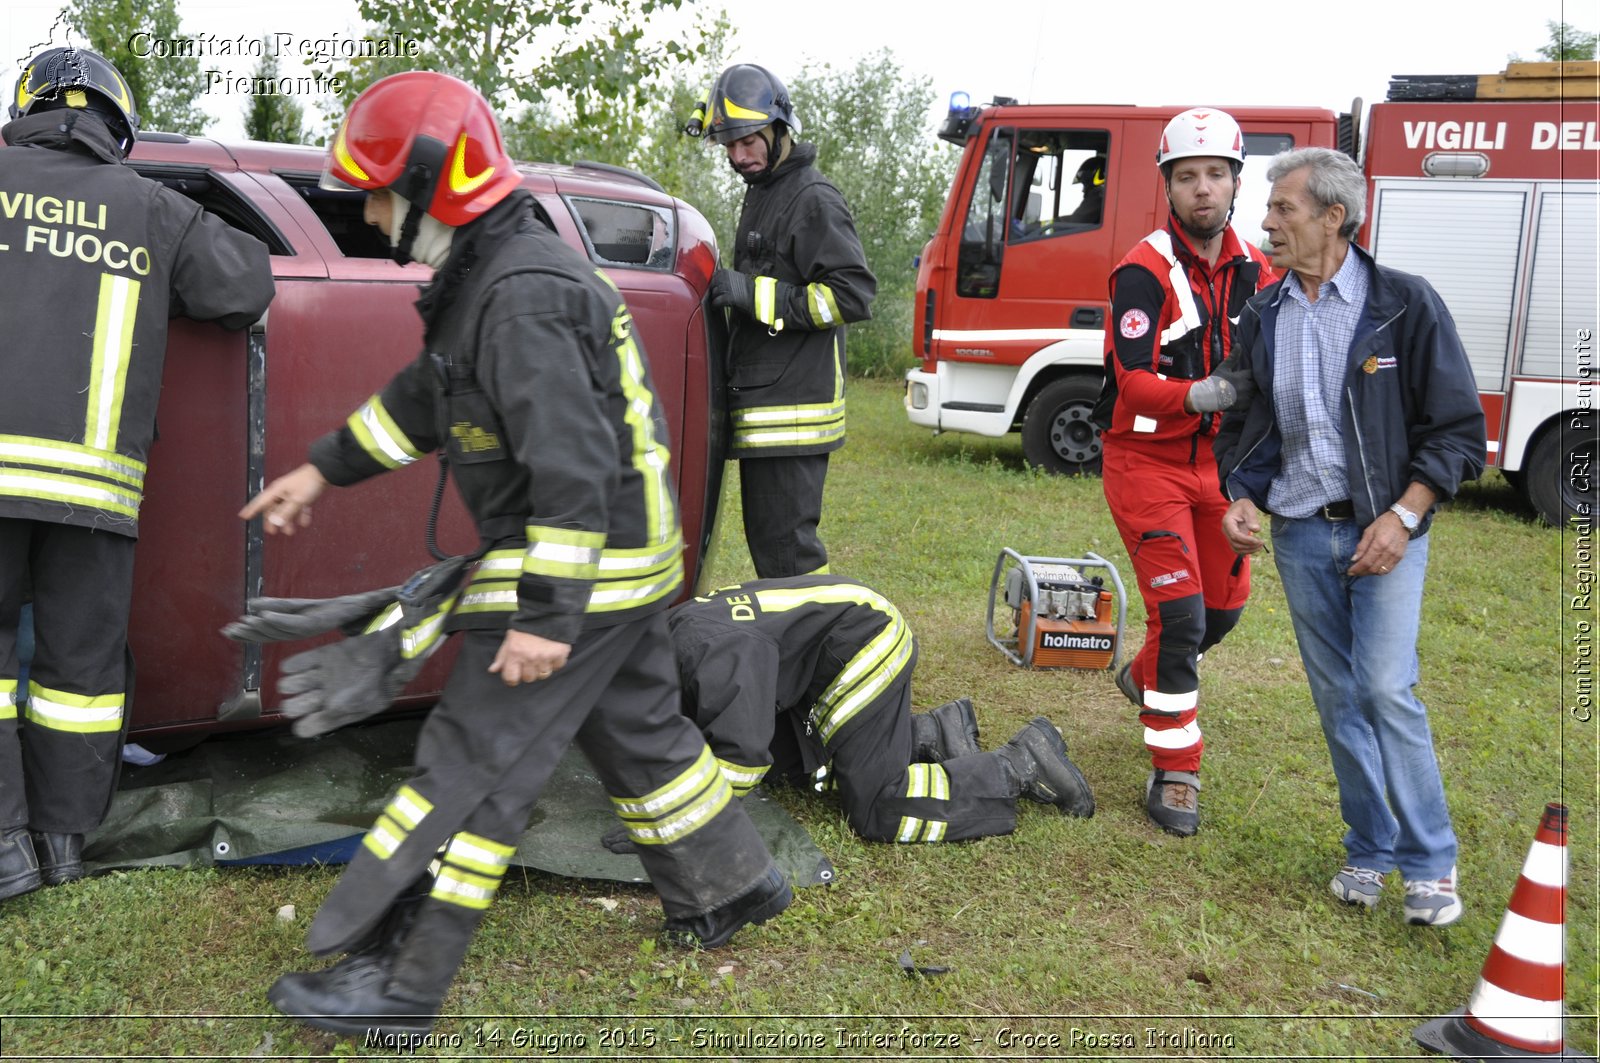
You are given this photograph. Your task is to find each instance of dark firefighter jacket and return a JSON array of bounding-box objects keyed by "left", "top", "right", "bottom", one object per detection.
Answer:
[
  {"left": 666, "top": 575, "right": 913, "bottom": 788},
  {"left": 0, "top": 110, "right": 274, "bottom": 536},
  {"left": 309, "top": 191, "right": 683, "bottom": 646},
  {"left": 727, "top": 142, "right": 875, "bottom": 457}
]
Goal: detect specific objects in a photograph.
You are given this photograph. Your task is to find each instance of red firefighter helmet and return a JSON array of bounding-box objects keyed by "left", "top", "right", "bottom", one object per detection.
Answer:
[{"left": 321, "top": 71, "right": 521, "bottom": 227}]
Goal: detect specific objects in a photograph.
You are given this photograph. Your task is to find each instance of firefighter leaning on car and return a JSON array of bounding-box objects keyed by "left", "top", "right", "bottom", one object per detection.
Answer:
[
  {"left": 686, "top": 64, "right": 876, "bottom": 578},
  {"left": 0, "top": 47, "right": 274, "bottom": 904},
  {"left": 663, "top": 576, "right": 1095, "bottom": 844},
  {"left": 239, "top": 72, "right": 788, "bottom": 1043},
  {"left": 1092, "top": 108, "right": 1277, "bottom": 838}
]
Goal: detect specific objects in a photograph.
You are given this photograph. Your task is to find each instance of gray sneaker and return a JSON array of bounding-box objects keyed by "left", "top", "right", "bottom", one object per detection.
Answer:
[
  {"left": 1330, "top": 865, "right": 1386, "bottom": 910},
  {"left": 1403, "top": 866, "right": 1463, "bottom": 927}
]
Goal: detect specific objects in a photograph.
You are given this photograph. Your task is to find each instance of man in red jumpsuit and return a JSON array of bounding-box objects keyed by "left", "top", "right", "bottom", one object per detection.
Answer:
[{"left": 1095, "top": 108, "right": 1276, "bottom": 836}]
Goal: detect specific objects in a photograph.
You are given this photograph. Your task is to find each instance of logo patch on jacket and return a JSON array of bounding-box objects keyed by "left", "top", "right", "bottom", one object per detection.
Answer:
[
  {"left": 1120, "top": 308, "right": 1151, "bottom": 339},
  {"left": 1362, "top": 355, "right": 1398, "bottom": 374}
]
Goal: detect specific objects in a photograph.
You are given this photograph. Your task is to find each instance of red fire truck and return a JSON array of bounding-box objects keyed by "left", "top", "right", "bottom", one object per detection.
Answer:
[{"left": 903, "top": 63, "right": 1598, "bottom": 526}]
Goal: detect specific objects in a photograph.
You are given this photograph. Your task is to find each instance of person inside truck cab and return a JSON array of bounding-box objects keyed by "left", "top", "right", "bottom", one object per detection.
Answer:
[
  {"left": 0, "top": 46, "right": 275, "bottom": 905},
  {"left": 1093, "top": 108, "right": 1277, "bottom": 838},
  {"left": 1063, "top": 154, "right": 1107, "bottom": 226},
  {"left": 686, "top": 63, "right": 876, "bottom": 579}
]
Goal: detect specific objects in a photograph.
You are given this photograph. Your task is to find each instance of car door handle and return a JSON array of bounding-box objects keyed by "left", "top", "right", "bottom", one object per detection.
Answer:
[{"left": 1072, "top": 307, "right": 1104, "bottom": 329}]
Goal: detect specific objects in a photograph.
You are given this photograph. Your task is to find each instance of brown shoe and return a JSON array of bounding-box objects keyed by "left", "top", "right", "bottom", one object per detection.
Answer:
[{"left": 1145, "top": 770, "right": 1200, "bottom": 836}]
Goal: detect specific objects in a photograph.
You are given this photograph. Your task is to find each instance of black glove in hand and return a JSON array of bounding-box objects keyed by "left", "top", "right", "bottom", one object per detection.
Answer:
[
  {"left": 222, "top": 585, "right": 403, "bottom": 643},
  {"left": 707, "top": 268, "right": 756, "bottom": 316},
  {"left": 1187, "top": 373, "right": 1238, "bottom": 414}
]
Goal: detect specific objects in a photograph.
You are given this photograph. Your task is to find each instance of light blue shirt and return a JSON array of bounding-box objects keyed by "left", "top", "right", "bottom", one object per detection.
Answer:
[{"left": 1267, "top": 249, "right": 1370, "bottom": 518}]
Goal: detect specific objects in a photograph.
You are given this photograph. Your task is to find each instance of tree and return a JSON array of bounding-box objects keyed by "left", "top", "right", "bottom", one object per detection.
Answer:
[
  {"left": 1537, "top": 20, "right": 1598, "bottom": 61},
  {"left": 243, "top": 39, "right": 305, "bottom": 144},
  {"left": 319, "top": 0, "right": 710, "bottom": 154},
  {"left": 59, "top": 0, "right": 209, "bottom": 134}
]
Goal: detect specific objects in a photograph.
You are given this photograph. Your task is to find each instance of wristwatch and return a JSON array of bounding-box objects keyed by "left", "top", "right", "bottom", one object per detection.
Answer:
[{"left": 1389, "top": 502, "right": 1420, "bottom": 531}]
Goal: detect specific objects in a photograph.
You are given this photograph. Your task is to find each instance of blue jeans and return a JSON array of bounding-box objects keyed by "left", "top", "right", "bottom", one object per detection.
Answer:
[{"left": 1271, "top": 514, "right": 1457, "bottom": 879}]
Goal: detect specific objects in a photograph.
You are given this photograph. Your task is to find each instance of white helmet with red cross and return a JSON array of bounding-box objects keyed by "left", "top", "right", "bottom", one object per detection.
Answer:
[{"left": 1156, "top": 108, "right": 1245, "bottom": 169}]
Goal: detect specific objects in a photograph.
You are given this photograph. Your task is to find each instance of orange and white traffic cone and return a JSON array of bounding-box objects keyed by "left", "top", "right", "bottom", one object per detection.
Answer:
[{"left": 1415, "top": 803, "right": 1594, "bottom": 1060}]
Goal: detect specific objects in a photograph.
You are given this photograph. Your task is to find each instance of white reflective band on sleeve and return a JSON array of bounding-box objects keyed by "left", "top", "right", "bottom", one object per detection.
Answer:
[
  {"left": 356, "top": 404, "right": 422, "bottom": 466},
  {"left": 1519, "top": 840, "right": 1568, "bottom": 888},
  {"left": 1492, "top": 909, "right": 1569, "bottom": 966},
  {"left": 1467, "top": 980, "right": 1564, "bottom": 1045},
  {"left": 1132, "top": 415, "right": 1159, "bottom": 433},
  {"left": 1143, "top": 721, "right": 1203, "bottom": 751}
]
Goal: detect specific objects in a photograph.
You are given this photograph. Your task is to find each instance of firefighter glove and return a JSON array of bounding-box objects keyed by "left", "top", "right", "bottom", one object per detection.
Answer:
[
  {"left": 1187, "top": 373, "right": 1238, "bottom": 414},
  {"left": 708, "top": 269, "right": 756, "bottom": 316},
  {"left": 274, "top": 556, "right": 471, "bottom": 738},
  {"left": 223, "top": 585, "right": 403, "bottom": 644}
]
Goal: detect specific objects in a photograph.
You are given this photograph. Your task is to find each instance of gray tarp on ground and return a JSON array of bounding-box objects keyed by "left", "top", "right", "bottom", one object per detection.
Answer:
[{"left": 84, "top": 716, "right": 835, "bottom": 888}]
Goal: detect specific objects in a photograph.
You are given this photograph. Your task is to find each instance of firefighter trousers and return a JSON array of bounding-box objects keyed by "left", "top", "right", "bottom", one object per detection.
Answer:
[
  {"left": 823, "top": 655, "right": 1019, "bottom": 844},
  {"left": 739, "top": 453, "right": 830, "bottom": 578},
  {"left": 0, "top": 518, "right": 134, "bottom": 833},
  {"left": 306, "top": 614, "right": 777, "bottom": 957},
  {"left": 1102, "top": 444, "right": 1249, "bottom": 774}
]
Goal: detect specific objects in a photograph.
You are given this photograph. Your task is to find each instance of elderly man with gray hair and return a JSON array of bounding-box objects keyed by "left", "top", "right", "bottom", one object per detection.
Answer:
[{"left": 1213, "top": 147, "right": 1485, "bottom": 927}]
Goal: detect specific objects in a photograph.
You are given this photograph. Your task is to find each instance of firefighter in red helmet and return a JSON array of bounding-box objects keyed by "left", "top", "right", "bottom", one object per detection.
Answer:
[
  {"left": 0, "top": 46, "right": 273, "bottom": 903},
  {"left": 244, "top": 71, "right": 787, "bottom": 1042},
  {"left": 686, "top": 63, "right": 875, "bottom": 579},
  {"left": 1093, "top": 108, "right": 1277, "bottom": 837}
]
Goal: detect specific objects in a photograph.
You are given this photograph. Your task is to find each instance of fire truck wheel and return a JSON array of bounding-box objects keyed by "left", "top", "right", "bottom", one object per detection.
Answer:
[
  {"left": 1021, "top": 376, "right": 1103, "bottom": 476},
  {"left": 1525, "top": 423, "right": 1595, "bottom": 528}
]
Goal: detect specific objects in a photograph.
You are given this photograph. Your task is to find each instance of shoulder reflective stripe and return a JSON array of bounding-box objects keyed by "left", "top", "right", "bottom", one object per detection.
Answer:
[
  {"left": 0, "top": 435, "right": 146, "bottom": 486},
  {"left": 1142, "top": 231, "right": 1201, "bottom": 342},
  {"left": 611, "top": 303, "right": 677, "bottom": 549},
  {"left": 26, "top": 683, "right": 124, "bottom": 734},
  {"left": 753, "top": 275, "right": 778, "bottom": 325},
  {"left": 86, "top": 273, "right": 141, "bottom": 452},
  {"left": 0, "top": 471, "right": 141, "bottom": 520},
  {"left": 347, "top": 395, "right": 425, "bottom": 469},
  {"left": 806, "top": 282, "right": 840, "bottom": 327}
]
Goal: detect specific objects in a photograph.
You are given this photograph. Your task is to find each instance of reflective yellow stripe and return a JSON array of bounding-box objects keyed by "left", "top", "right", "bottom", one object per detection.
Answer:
[
  {"left": 717, "top": 758, "right": 768, "bottom": 797},
  {"left": 753, "top": 584, "right": 912, "bottom": 742},
  {"left": 401, "top": 595, "right": 456, "bottom": 660},
  {"left": 753, "top": 275, "right": 780, "bottom": 327},
  {"left": 443, "top": 831, "right": 515, "bottom": 875},
  {"left": 0, "top": 435, "right": 146, "bottom": 487},
  {"left": 347, "top": 395, "right": 426, "bottom": 469},
  {"left": 0, "top": 469, "right": 142, "bottom": 520},
  {"left": 362, "top": 785, "right": 434, "bottom": 860},
  {"left": 905, "top": 763, "right": 951, "bottom": 801},
  {"left": 806, "top": 282, "right": 840, "bottom": 327},
  {"left": 363, "top": 815, "right": 405, "bottom": 859},
  {"left": 731, "top": 335, "right": 846, "bottom": 448},
  {"left": 0, "top": 679, "right": 16, "bottom": 721},
  {"left": 432, "top": 866, "right": 501, "bottom": 909},
  {"left": 362, "top": 601, "right": 403, "bottom": 634},
  {"left": 614, "top": 745, "right": 731, "bottom": 846},
  {"left": 523, "top": 525, "right": 605, "bottom": 581},
  {"left": 26, "top": 682, "right": 124, "bottom": 734},
  {"left": 86, "top": 273, "right": 140, "bottom": 452},
  {"left": 895, "top": 816, "right": 947, "bottom": 843},
  {"left": 587, "top": 537, "right": 683, "bottom": 613},
  {"left": 610, "top": 299, "right": 678, "bottom": 560}
]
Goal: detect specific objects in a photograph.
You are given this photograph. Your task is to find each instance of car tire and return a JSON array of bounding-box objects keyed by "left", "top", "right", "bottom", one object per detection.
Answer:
[
  {"left": 1021, "top": 376, "right": 1104, "bottom": 476},
  {"left": 1524, "top": 423, "right": 1596, "bottom": 528}
]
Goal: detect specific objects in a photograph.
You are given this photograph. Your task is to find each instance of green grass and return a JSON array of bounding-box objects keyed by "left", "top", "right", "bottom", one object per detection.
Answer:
[{"left": 3, "top": 379, "right": 1595, "bottom": 1059}]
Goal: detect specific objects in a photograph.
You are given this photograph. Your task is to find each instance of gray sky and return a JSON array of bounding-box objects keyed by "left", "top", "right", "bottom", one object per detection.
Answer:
[{"left": 1, "top": 0, "right": 1582, "bottom": 141}]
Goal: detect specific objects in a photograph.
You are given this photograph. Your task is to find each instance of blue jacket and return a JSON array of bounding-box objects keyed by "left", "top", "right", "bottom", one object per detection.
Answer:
[{"left": 1213, "top": 244, "right": 1485, "bottom": 537}]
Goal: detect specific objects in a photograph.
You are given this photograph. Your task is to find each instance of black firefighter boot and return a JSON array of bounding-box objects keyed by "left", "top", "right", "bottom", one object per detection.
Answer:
[
  {"left": 662, "top": 864, "right": 793, "bottom": 949},
  {"left": 268, "top": 877, "right": 440, "bottom": 1042},
  {"left": 910, "top": 697, "right": 983, "bottom": 762},
  {"left": 29, "top": 831, "right": 84, "bottom": 886},
  {"left": 0, "top": 828, "right": 42, "bottom": 903},
  {"left": 997, "top": 718, "right": 1096, "bottom": 818}
]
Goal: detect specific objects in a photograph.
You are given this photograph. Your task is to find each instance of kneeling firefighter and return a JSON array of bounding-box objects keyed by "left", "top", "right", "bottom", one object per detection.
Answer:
[
  {"left": 237, "top": 71, "right": 788, "bottom": 1042},
  {"left": 662, "top": 576, "right": 1095, "bottom": 844}
]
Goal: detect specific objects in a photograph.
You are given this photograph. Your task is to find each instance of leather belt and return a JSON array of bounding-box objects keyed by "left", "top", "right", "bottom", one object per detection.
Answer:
[{"left": 1318, "top": 499, "right": 1355, "bottom": 521}]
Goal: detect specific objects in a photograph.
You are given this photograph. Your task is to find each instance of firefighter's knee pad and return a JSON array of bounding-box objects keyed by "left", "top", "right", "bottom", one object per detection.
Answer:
[
  {"left": 1199, "top": 606, "right": 1244, "bottom": 654},
  {"left": 1155, "top": 594, "right": 1206, "bottom": 655}
]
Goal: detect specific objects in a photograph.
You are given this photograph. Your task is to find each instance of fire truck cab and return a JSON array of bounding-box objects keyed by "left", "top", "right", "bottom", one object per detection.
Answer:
[{"left": 905, "top": 63, "right": 1598, "bottom": 527}]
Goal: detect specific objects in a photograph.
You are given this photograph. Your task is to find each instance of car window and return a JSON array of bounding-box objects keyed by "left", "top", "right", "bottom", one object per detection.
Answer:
[
  {"left": 130, "top": 164, "right": 294, "bottom": 255},
  {"left": 565, "top": 196, "right": 675, "bottom": 270},
  {"left": 280, "top": 176, "right": 392, "bottom": 260}
]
